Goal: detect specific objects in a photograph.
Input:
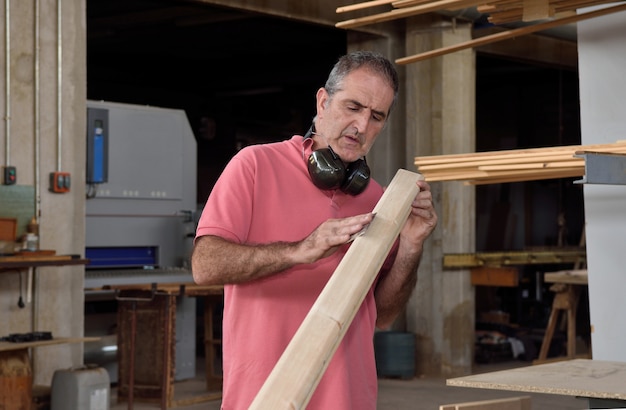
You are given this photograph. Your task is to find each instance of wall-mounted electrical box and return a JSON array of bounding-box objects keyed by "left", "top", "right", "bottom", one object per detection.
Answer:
[
  {"left": 2, "top": 166, "right": 17, "bottom": 185},
  {"left": 50, "top": 171, "right": 71, "bottom": 193},
  {"left": 86, "top": 108, "right": 109, "bottom": 184}
]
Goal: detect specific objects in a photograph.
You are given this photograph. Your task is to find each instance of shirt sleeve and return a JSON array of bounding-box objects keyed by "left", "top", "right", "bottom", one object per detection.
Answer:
[{"left": 195, "top": 148, "right": 256, "bottom": 243}]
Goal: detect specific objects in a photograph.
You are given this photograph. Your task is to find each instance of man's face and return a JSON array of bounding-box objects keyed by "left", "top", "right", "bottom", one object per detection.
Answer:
[{"left": 314, "top": 67, "right": 395, "bottom": 164}]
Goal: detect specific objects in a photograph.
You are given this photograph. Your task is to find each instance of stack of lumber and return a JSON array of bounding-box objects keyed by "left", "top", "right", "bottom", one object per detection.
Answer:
[
  {"left": 477, "top": 0, "right": 618, "bottom": 24},
  {"left": 414, "top": 141, "right": 626, "bottom": 184},
  {"left": 335, "top": 0, "right": 626, "bottom": 64},
  {"left": 336, "top": 0, "right": 623, "bottom": 27}
]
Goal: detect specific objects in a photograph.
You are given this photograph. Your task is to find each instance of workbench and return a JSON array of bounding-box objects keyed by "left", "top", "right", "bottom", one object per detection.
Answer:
[
  {"left": 447, "top": 359, "right": 626, "bottom": 408},
  {"left": 101, "top": 282, "right": 224, "bottom": 408}
]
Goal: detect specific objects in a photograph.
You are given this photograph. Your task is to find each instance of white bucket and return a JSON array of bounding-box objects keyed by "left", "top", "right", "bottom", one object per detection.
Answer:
[{"left": 51, "top": 365, "right": 110, "bottom": 410}]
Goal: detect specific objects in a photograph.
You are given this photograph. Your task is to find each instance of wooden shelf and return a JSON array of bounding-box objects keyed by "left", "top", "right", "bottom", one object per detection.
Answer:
[
  {"left": 0, "top": 337, "right": 100, "bottom": 352},
  {"left": 443, "top": 249, "right": 586, "bottom": 268},
  {"left": 0, "top": 254, "right": 88, "bottom": 271}
]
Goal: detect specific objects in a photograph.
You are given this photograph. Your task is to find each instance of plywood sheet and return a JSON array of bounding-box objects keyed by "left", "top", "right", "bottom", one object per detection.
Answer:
[
  {"left": 440, "top": 396, "right": 531, "bottom": 410},
  {"left": 447, "top": 359, "right": 626, "bottom": 400}
]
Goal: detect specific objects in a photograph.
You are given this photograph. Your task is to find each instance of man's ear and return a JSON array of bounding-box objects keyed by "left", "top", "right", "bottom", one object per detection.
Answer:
[{"left": 316, "top": 87, "right": 329, "bottom": 118}]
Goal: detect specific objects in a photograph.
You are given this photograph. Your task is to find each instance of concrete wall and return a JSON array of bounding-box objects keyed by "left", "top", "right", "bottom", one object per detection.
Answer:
[
  {"left": 0, "top": 0, "right": 86, "bottom": 385},
  {"left": 577, "top": 5, "right": 626, "bottom": 361}
]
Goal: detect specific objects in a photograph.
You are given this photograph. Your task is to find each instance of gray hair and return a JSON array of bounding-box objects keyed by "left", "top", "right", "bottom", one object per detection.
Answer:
[{"left": 324, "top": 51, "right": 399, "bottom": 113}]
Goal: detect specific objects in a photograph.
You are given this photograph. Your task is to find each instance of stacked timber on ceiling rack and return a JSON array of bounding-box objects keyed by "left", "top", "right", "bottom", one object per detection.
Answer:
[
  {"left": 335, "top": 0, "right": 626, "bottom": 63},
  {"left": 414, "top": 141, "right": 626, "bottom": 184}
]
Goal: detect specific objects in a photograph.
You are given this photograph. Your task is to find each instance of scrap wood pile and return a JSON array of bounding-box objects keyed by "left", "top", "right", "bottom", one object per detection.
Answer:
[
  {"left": 335, "top": 0, "right": 626, "bottom": 63},
  {"left": 414, "top": 141, "right": 626, "bottom": 184}
]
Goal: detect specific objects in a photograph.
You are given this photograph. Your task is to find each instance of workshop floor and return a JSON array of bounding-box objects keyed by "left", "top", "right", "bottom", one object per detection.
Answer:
[{"left": 109, "top": 361, "right": 586, "bottom": 410}]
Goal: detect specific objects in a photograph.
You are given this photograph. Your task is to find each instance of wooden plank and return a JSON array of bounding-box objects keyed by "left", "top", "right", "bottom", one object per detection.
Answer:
[
  {"left": 0, "top": 256, "right": 88, "bottom": 271},
  {"left": 393, "top": 0, "right": 450, "bottom": 7},
  {"left": 440, "top": 396, "right": 531, "bottom": 410},
  {"left": 522, "top": 0, "right": 550, "bottom": 21},
  {"left": 553, "top": 0, "right": 621, "bottom": 11},
  {"left": 417, "top": 153, "right": 583, "bottom": 171},
  {"left": 471, "top": 267, "right": 519, "bottom": 287},
  {"left": 447, "top": 359, "right": 626, "bottom": 401},
  {"left": 335, "top": 0, "right": 487, "bottom": 29},
  {"left": 422, "top": 167, "right": 583, "bottom": 182},
  {"left": 477, "top": 160, "right": 583, "bottom": 171},
  {"left": 0, "top": 337, "right": 100, "bottom": 352},
  {"left": 101, "top": 282, "right": 223, "bottom": 295},
  {"left": 396, "top": 2, "right": 626, "bottom": 64},
  {"left": 414, "top": 142, "right": 626, "bottom": 184},
  {"left": 443, "top": 250, "right": 586, "bottom": 268},
  {"left": 466, "top": 169, "right": 582, "bottom": 184},
  {"left": 478, "top": 0, "right": 524, "bottom": 13},
  {"left": 414, "top": 141, "right": 626, "bottom": 166},
  {"left": 544, "top": 269, "right": 588, "bottom": 285},
  {"left": 0, "top": 255, "right": 71, "bottom": 263},
  {"left": 249, "top": 169, "right": 422, "bottom": 409},
  {"left": 336, "top": 0, "right": 396, "bottom": 13}
]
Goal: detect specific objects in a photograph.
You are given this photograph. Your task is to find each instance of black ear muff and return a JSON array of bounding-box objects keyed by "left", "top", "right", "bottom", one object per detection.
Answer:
[
  {"left": 307, "top": 145, "right": 370, "bottom": 196},
  {"left": 341, "top": 158, "right": 370, "bottom": 196},
  {"left": 307, "top": 147, "right": 346, "bottom": 190}
]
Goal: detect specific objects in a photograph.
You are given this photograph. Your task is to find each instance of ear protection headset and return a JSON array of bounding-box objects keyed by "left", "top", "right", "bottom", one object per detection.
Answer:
[{"left": 304, "top": 125, "right": 370, "bottom": 196}]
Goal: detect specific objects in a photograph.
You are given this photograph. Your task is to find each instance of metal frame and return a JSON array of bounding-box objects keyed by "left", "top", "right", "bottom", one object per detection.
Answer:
[{"left": 574, "top": 151, "right": 626, "bottom": 185}]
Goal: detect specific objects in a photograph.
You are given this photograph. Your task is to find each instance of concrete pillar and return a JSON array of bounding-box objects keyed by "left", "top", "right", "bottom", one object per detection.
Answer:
[
  {"left": 0, "top": 0, "right": 87, "bottom": 385},
  {"left": 404, "top": 15, "right": 476, "bottom": 377}
]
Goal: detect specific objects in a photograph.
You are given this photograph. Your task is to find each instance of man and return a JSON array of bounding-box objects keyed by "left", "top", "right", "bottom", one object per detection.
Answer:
[{"left": 192, "top": 51, "right": 437, "bottom": 409}]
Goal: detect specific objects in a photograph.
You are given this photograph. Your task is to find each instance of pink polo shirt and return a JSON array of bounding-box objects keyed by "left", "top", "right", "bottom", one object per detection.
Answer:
[{"left": 196, "top": 135, "right": 393, "bottom": 409}]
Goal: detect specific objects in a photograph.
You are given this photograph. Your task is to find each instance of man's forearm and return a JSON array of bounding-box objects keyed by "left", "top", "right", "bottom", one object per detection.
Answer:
[
  {"left": 191, "top": 235, "right": 299, "bottom": 285},
  {"left": 374, "top": 246, "right": 422, "bottom": 329}
]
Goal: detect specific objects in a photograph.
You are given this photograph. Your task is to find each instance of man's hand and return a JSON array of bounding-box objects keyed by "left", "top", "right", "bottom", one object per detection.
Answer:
[
  {"left": 297, "top": 212, "right": 376, "bottom": 263},
  {"left": 374, "top": 178, "right": 437, "bottom": 328},
  {"left": 400, "top": 179, "right": 437, "bottom": 249},
  {"left": 192, "top": 212, "right": 376, "bottom": 285}
]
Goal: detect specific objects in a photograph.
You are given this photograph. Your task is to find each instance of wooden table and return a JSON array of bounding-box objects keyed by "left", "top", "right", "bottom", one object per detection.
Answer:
[
  {"left": 447, "top": 359, "right": 626, "bottom": 408},
  {"left": 102, "top": 282, "right": 224, "bottom": 409}
]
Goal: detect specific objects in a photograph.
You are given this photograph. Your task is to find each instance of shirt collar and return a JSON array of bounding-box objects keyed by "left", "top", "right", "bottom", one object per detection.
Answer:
[{"left": 301, "top": 134, "right": 315, "bottom": 163}]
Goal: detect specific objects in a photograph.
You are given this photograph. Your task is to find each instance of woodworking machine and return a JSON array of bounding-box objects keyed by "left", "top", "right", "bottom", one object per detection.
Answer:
[{"left": 83, "top": 101, "right": 198, "bottom": 382}]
